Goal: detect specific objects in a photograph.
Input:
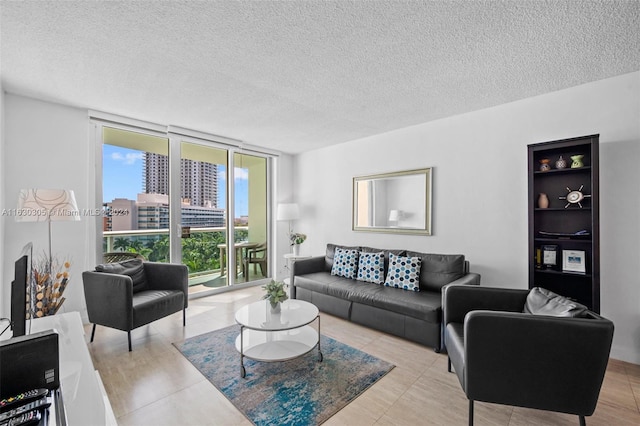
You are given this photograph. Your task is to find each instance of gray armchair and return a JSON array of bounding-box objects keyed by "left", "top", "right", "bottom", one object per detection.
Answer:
[
  {"left": 443, "top": 285, "right": 614, "bottom": 426},
  {"left": 83, "top": 260, "right": 188, "bottom": 351}
]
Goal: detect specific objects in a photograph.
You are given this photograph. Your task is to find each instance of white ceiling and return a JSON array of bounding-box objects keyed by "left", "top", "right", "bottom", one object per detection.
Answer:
[{"left": 1, "top": 1, "right": 639, "bottom": 154}]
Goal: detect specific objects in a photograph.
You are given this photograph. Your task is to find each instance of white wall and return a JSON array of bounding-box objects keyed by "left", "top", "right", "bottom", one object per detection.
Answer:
[
  {"left": 274, "top": 154, "right": 296, "bottom": 280},
  {"left": 0, "top": 84, "right": 5, "bottom": 320},
  {"left": 294, "top": 71, "right": 640, "bottom": 364},
  {"left": 2, "top": 94, "right": 95, "bottom": 319}
]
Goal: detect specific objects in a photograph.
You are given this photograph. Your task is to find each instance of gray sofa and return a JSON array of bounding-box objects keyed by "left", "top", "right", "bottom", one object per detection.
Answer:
[{"left": 292, "top": 243, "right": 481, "bottom": 351}]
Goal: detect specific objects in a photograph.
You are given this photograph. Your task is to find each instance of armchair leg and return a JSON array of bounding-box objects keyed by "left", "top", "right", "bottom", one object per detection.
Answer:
[
  {"left": 128, "top": 331, "right": 132, "bottom": 352},
  {"left": 579, "top": 415, "right": 586, "bottom": 426},
  {"left": 469, "top": 400, "right": 474, "bottom": 426},
  {"left": 90, "top": 324, "right": 96, "bottom": 343},
  {"left": 183, "top": 308, "right": 186, "bottom": 327},
  {"left": 447, "top": 357, "right": 451, "bottom": 372}
]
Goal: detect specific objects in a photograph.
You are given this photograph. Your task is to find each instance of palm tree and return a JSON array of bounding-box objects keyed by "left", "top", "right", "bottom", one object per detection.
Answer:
[
  {"left": 113, "top": 237, "right": 130, "bottom": 252},
  {"left": 149, "top": 236, "right": 169, "bottom": 262}
]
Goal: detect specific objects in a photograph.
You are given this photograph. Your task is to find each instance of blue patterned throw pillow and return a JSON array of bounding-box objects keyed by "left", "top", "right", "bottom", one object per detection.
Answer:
[
  {"left": 356, "top": 251, "right": 384, "bottom": 284},
  {"left": 331, "top": 247, "right": 359, "bottom": 279},
  {"left": 384, "top": 253, "right": 422, "bottom": 291}
]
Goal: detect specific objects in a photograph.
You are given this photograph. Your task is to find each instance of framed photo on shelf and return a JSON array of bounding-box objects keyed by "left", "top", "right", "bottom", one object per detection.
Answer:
[
  {"left": 542, "top": 245, "right": 558, "bottom": 269},
  {"left": 563, "top": 250, "right": 586, "bottom": 273}
]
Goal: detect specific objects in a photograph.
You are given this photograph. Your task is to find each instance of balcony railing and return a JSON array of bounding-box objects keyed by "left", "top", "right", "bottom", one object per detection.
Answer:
[{"left": 103, "top": 226, "right": 249, "bottom": 287}]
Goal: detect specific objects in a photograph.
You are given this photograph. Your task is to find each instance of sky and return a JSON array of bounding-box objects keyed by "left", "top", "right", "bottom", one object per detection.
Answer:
[{"left": 103, "top": 145, "right": 249, "bottom": 216}]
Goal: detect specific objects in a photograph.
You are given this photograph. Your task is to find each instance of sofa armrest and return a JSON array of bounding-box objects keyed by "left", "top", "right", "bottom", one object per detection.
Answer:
[
  {"left": 82, "top": 271, "right": 133, "bottom": 330},
  {"left": 443, "top": 285, "right": 528, "bottom": 326},
  {"left": 448, "top": 272, "right": 481, "bottom": 287},
  {"left": 464, "top": 310, "right": 614, "bottom": 414},
  {"left": 143, "top": 262, "right": 189, "bottom": 308},
  {"left": 292, "top": 256, "right": 327, "bottom": 277}
]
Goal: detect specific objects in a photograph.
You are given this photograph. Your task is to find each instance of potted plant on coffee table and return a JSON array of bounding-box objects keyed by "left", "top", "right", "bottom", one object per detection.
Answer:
[{"left": 262, "top": 280, "right": 288, "bottom": 313}]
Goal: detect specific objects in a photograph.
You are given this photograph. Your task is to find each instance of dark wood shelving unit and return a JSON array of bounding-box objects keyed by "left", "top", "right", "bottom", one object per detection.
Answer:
[{"left": 527, "top": 135, "right": 600, "bottom": 312}]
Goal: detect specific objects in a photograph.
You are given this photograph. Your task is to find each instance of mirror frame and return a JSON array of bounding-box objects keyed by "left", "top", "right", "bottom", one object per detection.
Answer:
[{"left": 352, "top": 168, "right": 433, "bottom": 235}]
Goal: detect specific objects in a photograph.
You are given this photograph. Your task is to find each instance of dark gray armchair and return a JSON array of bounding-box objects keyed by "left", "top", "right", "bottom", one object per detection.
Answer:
[
  {"left": 83, "top": 260, "right": 188, "bottom": 351},
  {"left": 443, "top": 284, "right": 614, "bottom": 426}
]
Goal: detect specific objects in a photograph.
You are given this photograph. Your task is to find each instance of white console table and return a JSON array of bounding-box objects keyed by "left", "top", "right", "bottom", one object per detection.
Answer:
[{"left": 30, "top": 311, "right": 116, "bottom": 425}]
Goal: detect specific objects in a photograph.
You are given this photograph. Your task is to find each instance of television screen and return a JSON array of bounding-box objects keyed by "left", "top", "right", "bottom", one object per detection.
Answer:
[{"left": 10, "top": 242, "right": 33, "bottom": 337}]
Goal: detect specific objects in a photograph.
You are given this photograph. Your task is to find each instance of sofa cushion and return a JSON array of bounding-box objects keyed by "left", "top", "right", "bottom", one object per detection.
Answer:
[
  {"left": 331, "top": 247, "right": 359, "bottom": 279},
  {"left": 132, "top": 289, "right": 184, "bottom": 327},
  {"left": 405, "top": 252, "right": 466, "bottom": 292},
  {"left": 295, "top": 272, "right": 441, "bottom": 323},
  {"left": 362, "top": 286, "right": 441, "bottom": 322},
  {"left": 294, "top": 272, "right": 348, "bottom": 294},
  {"left": 360, "top": 246, "right": 406, "bottom": 278},
  {"left": 356, "top": 251, "right": 384, "bottom": 284},
  {"left": 326, "top": 243, "right": 361, "bottom": 271},
  {"left": 95, "top": 259, "right": 148, "bottom": 293},
  {"left": 524, "top": 287, "right": 588, "bottom": 318},
  {"left": 383, "top": 253, "right": 422, "bottom": 291}
]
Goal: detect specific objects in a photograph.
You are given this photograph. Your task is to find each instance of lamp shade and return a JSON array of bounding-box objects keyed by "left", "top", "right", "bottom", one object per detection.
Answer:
[
  {"left": 16, "top": 189, "right": 80, "bottom": 222},
  {"left": 276, "top": 203, "right": 299, "bottom": 221}
]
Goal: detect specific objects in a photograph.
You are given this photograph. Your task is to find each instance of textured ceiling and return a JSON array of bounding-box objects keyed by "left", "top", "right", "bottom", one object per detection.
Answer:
[{"left": 1, "top": 1, "right": 639, "bottom": 154}]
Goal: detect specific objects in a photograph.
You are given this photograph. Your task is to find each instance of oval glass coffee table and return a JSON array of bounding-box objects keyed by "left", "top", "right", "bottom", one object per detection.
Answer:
[{"left": 234, "top": 299, "right": 322, "bottom": 378}]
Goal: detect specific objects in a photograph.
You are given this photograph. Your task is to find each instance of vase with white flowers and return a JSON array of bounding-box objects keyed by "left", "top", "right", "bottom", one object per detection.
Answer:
[
  {"left": 289, "top": 232, "right": 307, "bottom": 256},
  {"left": 262, "top": 280, "right": 288, "bottom": 313}
]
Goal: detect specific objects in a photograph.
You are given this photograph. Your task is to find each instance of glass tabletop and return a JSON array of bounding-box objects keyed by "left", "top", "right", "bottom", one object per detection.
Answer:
[{"left": 235, "top": 299, "right": 319, "bottom": 331}]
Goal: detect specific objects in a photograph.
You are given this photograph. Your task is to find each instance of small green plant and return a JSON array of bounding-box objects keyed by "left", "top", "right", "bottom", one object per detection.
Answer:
[
  {"left": 289, "top": 232, "right": 307, "bottom": 246},
  {"left": 262, "top": 279, "right": 288, "bottom": 307}
]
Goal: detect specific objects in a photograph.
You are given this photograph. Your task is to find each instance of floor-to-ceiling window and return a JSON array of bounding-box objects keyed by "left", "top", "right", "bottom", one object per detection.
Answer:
[
  {"left": 101, "top": 126, "right": 171, "bottom": 262},
  {"left": 95, "top": 120, "right": 273, "bottom": 298}
]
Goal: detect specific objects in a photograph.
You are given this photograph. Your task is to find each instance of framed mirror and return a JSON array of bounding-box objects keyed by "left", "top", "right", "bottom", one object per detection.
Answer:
[{"left": 352, "top": 168, "right": 432, "bottom": 235}]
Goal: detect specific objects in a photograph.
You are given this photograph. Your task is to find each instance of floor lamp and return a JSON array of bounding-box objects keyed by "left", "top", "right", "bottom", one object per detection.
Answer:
[{"left": 276, "top": 203, "right": 299, "bottom": 251}]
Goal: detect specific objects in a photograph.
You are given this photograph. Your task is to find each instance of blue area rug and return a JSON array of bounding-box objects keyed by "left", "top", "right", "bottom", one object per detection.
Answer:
[{"left": 173, "top": 325, "right": 394, "bottom": 425}]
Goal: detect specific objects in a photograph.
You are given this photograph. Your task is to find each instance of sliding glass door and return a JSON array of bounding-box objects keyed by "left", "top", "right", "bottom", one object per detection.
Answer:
[
  {"left": 178, "top": 142, "right": 271, "bottom": 296},
  {"left": 178, "top": 141, "right": 229, "bottom": 293},
  {"left": 234, "top": 152, "right": 268, "bottom": 283},
  {"left": 98, "top": 122, "right": 272, "bottom": 298}
]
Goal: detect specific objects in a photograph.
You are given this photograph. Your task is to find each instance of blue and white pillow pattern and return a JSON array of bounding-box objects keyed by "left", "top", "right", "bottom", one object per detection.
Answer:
[
  {"left": 383, "top": 253, "right": 422, "bottom": 291},
  {"left": 331, "top": 247, "right": 359, "bottom": 279},
  {"left": 356, "top": 251, "right": 384, "bottom": 284}
]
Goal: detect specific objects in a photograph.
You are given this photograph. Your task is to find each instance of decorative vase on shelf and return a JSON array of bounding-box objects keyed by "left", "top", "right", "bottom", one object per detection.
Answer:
[
  {"left": 555, "top": 155, "right": 567, "bottom": 169},
  {"left": 538, "top": 193, "right": 550, "bottom": 209},
  {"left": 293, "top": 244, "right": 300, "bottom": 256},
  {"left": 571, "top": 155, "right": 584, "bottom": 168},
  {"left": 270, "top": 302, "right": 281, "bottom": 314},
  {"left": 539, "top": 159, "right": 551, "bottom": 171}
]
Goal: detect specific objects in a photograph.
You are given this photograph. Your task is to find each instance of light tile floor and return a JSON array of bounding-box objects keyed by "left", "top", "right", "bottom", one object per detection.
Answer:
[{"left": 85, "top": 286, "right": 640, "bottom": 425}]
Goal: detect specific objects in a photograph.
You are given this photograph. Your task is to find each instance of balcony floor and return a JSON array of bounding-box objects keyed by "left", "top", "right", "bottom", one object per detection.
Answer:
[{"left": 188, "top": 267, "right": 268, "bottom": 294}]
